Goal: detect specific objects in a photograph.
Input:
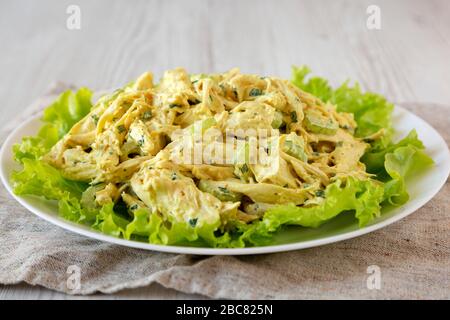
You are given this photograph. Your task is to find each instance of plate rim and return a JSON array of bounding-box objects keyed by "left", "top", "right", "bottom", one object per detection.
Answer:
[{"left": 1, "top": 106, "right": 449, "bottom": 255}]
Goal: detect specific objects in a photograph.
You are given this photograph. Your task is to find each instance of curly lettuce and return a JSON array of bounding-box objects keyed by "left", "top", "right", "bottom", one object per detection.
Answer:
[
  {"left": 291, "top": 66, "right": 433, "bottom": 207},
  {"left": 42, "top": 87, "right": 93, "bottom": 138},
  {"left": 10, "top": 68, "right": 434, "bottom": 248},
  {"left": 11, "top": 88, "right": 92, "bottom": 223},
  {"left": 233, "top": 178, "right": 384, "bottom": 246},
  {"left": 292, "top": 66, "right": 394, "bottom": 145}
]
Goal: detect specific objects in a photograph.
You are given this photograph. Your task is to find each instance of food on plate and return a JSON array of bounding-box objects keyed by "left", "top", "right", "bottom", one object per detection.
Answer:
[{"left": 11, "top": 66, "right": 433, "bottom": 247}]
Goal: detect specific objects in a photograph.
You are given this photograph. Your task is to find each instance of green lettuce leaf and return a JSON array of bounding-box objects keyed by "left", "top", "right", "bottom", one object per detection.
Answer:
[
  {"left": 362, "top": 130, "right": 433, "bottom": 205},
  {"left": 91, "top": 203, "right": 131, "bottom": 237},
  {"left": 11, "top": 158, "right": 88, "bottom": 222},
  {"left": 43, "top": 87, "right": 93, "bottom": 138},
  {"left": 92, "top": 204, "right": 232, "bottom": 247},
  {"left": 381, "top": 142, "right": 433, "bottom": 205},
  {"left": 12, "top": 88, "right": 94, "bottom": 223},
  {"left": 291, "top": 66, "right": 433, "bottom": 207},
  {"left": 237, "top": 178, "right": 384, "bottom": 246},
  {"left": 13, "top": 88, "right": 93, "bottom": 163},
  {"left": 362, "top": 129, "right": 424, "bottom": 174},
  {"left": 77, "top": 177, "right": 385, "bottom": 248},
  {"left": 13, "top": 124, "right": 59, "bottom": 163},
  {"left": 9, "top": 70, "right": 434, "bottom": 248},
  {"left": 292, "top": 65, "right": 394, "bottom": 146},
  {"left": 12, "top": 87, "right": 91, "bottom": 204}
]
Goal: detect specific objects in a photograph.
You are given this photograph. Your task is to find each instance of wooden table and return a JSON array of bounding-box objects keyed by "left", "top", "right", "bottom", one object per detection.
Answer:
[{"left": 1, "top": 0, "right": 449, "bottom": 299}]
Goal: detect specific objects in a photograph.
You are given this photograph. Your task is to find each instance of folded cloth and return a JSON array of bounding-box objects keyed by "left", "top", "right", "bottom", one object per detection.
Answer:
[{"left": 0, "top": 84, "right": 449, "bottom": 299}]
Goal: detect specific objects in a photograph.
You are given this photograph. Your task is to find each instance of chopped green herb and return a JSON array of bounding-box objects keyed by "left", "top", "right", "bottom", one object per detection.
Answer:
[
  {"left": 189, "top": 218, "right": 198, "bottom": 227},
  {"left": 117, "top": 125, "right": 126, "bottom": 133},
  {"left": 315, "top": 190, "right": 326, "bottom": 198},
  {"left": 249, "top": 88, "right": 262, "bottom": 96},
  {"left": 218, "top": 186, "right": 230, "bottom": 194},
  {"left": 240, "top": 163, "right": 249, "bottom": 174},
  {"left": 142, "top": 110, "right": 152, "bottom": 120},
  {"left": 171, "top": 172, "right": 178, "bottom": 180},
  {"left": 91, "top": 114, "right": 99, "bottom": 124},
  {"left": 198, "top": 180, "right": 243, "bottom": 202},
  {"left": 130, "top": 204, "right": 138, "bottom": 211},
  {"left": 138, "top": 136, "right": 145, "bottom": 147},
  {"left": 290, "top": 111, "right": 298, "bottom": 123},
  {"left": 336, "top": 141, "right": 344, "bottom": 147},
  {"left": 169, "top": 103, "right": 181, "bottom": 108}
]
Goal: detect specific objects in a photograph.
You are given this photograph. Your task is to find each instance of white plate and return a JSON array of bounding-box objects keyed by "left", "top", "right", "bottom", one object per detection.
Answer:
[{"left": 1, "top": 106, "right": 449, "bottom": 255}]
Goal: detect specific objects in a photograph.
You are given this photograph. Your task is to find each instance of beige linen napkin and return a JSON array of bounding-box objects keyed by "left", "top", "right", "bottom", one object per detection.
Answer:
[{"left": 0, "top": 84, "right": 449, "bottom": 299}]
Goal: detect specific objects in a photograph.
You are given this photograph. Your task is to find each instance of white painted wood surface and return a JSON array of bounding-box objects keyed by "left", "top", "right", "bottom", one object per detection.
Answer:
[{"left": 0, "top": 0, "right": 449, "bottom": 299}]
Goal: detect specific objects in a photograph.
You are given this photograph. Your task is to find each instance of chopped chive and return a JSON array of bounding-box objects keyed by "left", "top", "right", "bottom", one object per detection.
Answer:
[
  {"left": 142, "top": 110, "right": 152, "bottom": 120},
  {"left": 249, "top": 88, "right": 262, "bottom": 96},
  {"left": 91, "top": 114, "right": 99, "bottom": 124},
  {"left": 117, "top": 125, "right": 126, "bottom": 133},
  {"left": 315, "top": 190, "right": 326, "bottom": 198},
  {"left": 189, "top": 218, "right": 198, "bottom": 227},
  {"left": 138, "top": 136, "right": 145, "bottom": 147},
  {"left": 218, "top": 186, "right": 230, "bottom": 194},
  {"left": 290, "top": 111, "right": 298, "bottom": 123},
  {"left": 130, "top": 204, "right": 138, "bottom": 211}
]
